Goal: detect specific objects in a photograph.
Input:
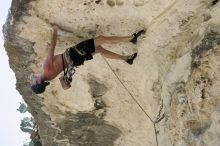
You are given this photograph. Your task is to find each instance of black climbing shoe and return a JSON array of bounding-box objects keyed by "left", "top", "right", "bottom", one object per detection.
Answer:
[
  {"left": 126, "top": 53, "right": 137, "bottom": 65},
  {"left": 130, "top": 29, "right": 146, "bottom": 44}
]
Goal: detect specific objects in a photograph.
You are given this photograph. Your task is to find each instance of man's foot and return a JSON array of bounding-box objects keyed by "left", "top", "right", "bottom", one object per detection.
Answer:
[
  {"left": 126, "top": 53, "right": 137, "bottom": 65},
  {"left": 130, "top": 29, "right": 146, "bottom": 44}
]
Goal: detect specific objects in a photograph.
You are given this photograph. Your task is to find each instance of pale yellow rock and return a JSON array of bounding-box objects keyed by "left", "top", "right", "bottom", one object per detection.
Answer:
[{"left": 4, "top": 0, "right": 220, "bottom": 146}]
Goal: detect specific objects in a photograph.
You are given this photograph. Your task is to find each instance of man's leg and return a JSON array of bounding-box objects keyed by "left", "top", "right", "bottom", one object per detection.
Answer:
[
  {"left": 94, "top": 30, "right": 145, "bottom": 47},
  {"left": 93, "top": 32, "right": 143, "bottom": 64},
  {"left": 94, "top": 35, "right": 133, "bottom": 47},
  {"left": 94, "top": 45, "right": 128, "bottom": 61}
]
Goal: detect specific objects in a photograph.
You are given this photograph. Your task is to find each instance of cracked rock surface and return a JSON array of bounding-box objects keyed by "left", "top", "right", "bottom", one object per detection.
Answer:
[{"left": 3, "top": 0, "right": 220, "bottom": 145}]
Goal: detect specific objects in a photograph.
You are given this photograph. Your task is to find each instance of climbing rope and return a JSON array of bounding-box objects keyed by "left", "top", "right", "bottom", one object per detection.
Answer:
[
  {"left": 155, "top": 100, "right": 165, "bottom": 124},
  {"left": 102, "top": 57, "right": 159, "bottom": 146}
]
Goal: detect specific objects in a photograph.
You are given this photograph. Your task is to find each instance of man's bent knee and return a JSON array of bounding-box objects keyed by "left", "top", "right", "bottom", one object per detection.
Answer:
[{"left": 94, "top": 35, "right": 105, "bottom": 47}]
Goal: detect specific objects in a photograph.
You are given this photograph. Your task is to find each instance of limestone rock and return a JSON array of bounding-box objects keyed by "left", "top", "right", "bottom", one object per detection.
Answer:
[{"left": 3, "top": 0, "right": 220, "bottom": 146}]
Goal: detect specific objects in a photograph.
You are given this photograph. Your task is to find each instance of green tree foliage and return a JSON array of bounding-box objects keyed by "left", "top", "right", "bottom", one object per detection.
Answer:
[
  {"left": 19, "top": 102, "right": 42, "bottom": 146},
  {"left": 17, "top": 102, "right": 28, "bottom": 113},
  {"left": 20, "top": 117, "right": 34, "bottom": 134}
]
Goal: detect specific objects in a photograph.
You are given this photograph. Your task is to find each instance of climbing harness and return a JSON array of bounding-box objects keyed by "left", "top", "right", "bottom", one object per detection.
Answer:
[
  {"left": 59, "top": 43, "right": 93, "bottom": 90},
  {"left": 59, "top": 54, "right": 76, "bottom": 90}
]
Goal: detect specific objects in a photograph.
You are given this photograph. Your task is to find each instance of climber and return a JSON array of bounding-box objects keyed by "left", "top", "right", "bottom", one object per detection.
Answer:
[{"left": 31, "top": 25, "right": 145, "bottom": 94}]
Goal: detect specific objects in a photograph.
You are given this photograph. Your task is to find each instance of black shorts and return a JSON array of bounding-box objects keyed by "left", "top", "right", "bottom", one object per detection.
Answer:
[{"left": 69, "top": 39, "right": 95, "bottom": 66}]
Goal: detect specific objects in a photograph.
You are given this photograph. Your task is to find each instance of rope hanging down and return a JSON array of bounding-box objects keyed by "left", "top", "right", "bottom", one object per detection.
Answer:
[{"left": 102, "top": 57, "right": 159, "bottom": 146}]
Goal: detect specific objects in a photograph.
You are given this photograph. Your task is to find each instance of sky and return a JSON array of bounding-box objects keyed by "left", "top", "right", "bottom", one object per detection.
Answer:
[{"left": 0, "top": 1, "right": 30, "bottom": 146}]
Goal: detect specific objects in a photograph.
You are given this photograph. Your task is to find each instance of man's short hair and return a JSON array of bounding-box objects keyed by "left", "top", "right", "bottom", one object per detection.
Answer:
[{"left": 31, "top": 81, "right": 50, "bottom": 94}]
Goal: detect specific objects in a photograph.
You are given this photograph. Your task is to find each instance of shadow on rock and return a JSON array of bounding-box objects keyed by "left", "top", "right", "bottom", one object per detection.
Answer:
[{"left": 56, "top": 112, "right": 121, "bottom": 146}]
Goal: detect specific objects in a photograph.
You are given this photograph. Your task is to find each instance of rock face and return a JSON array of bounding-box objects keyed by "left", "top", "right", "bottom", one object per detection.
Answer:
[{"left": 3, "top": 0, "right": 220, "bottom": 146}]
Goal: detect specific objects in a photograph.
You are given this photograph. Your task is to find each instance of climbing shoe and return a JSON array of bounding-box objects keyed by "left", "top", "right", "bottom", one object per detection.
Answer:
[
  {"left": 126, "top": 53, "right": 137, "bottom": 65},
  {"left": 130, "top": 29, "right": 146, "bottom": 44}
]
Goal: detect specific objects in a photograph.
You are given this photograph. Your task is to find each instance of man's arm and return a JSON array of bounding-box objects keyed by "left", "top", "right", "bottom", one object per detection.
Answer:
[{"left": 46, "top": 25, "right": 58, "bottom": 64}]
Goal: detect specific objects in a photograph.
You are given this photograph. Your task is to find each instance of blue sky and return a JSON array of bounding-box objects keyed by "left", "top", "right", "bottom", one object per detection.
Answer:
[{"left": 0, "top": 1, "right": 30, "bottom": 145}]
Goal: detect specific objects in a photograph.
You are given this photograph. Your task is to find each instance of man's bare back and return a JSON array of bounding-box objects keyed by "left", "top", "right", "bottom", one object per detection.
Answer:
[{"left": 42, "top": 54, "right": 64, "bottom": 81}]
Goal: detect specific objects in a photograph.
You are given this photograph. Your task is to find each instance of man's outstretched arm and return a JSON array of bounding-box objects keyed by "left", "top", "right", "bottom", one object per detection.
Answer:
[{"left": 46, "top": 25, "right": 58, "bottom": 64}]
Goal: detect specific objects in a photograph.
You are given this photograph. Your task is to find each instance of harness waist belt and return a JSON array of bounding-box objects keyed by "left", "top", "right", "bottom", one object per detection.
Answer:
[{"left": 63, "top": 48, "right": 73, "bottom": 66}]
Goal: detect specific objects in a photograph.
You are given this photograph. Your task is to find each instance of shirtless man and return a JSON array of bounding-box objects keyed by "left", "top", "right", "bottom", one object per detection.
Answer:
[{"left": 31, "top": 25, "right": 145, "bottom": 94}]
